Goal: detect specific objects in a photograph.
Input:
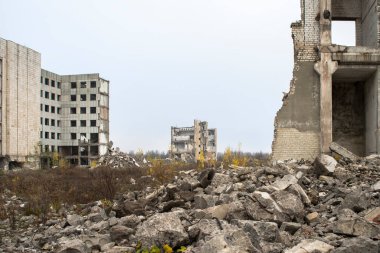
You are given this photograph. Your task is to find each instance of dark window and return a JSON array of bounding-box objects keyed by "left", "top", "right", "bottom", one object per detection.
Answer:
[
  {"left": 57, "top": 107, "right": 61, "bottom": 114},
  {"left": 70, "top": 95, "right": 77, "bottom": 101},
  {"left": 51, "top": 80, "right": 55, "bottom": 87},
  {"left": 40, "top": 117, "right": 43, "bottom": 125},
  {"left": 40, "top": 104, "right": 43, "bottom": 111},
  {"left": 45, "top": 132, "right": 49, "bottom": 139},
  {"left": 45, "top": 145, "right": 49, "bottom": 152},
  {"left": 80, "top": 120, "right": 86, "bottom": 127},
  {"left": 80, "top": 82, "right": 87, "bottom": 88},
  {"left": 80, "top": 94, "right": 86, "bottom": 101},
  {"left": 90, "top": 133, "right": 99, "bottom": 143},
  {"left": 57, "top": 133, "right": 61, "bottom": 140},
  {"left": 80, "top": 107, "right": 86, "bottom": 114},
  {"left": 90, "top": 120, "right": 96, "bottom": 127},
  {"left": 51, "top": 106, "right": 55, "bottom": 113},
  {"left": 45, "top": 118, "right": 49, "bottom": 126},
  {"left": 45, "top": 78, "right": 49, "bottom": 85},
  {"left": 51, "top": 119, "right": 55, "bottom": 126},
  {"left": 57, "top": 82, "right": 61, "bottom": 89},
  {"left": 40, "top": 90, "right": 43, "bottom": 97},
  {"left": 45, "top": 91, "right": 49, "bottom": 99},
  {"left": 57, "top": 95, "right": 61, "bottom": 101},
  {"left": 70, "top": 120, "right": 77, "bottom": 127},
  {"left": 45, "top": 105, "right": 49, "bottom": 112},
  {"left": 90, "top": 94, "right": 96, "bottom": 101},
  {"left": 70, "top": 107, "right": 77, "bottom": 114},
  {"left": 57, "top": 120, "right": 61, "bottom": 127},
  {"left": 90, "top": 107, "right": 96, "bottom": 114},
  {"left": 71, "top": 133, "right": 77, "bottom": 140},
  {"left": 51, "top": 132, "right": 55, "bottom": 139},
  {"left": 40, "top": 131, "right": 43, "bottom": 138},
  {"left": 40, "top": 76, "right": 43, "bottom": 83},
  {"left": 71, "top": 82, "right": 77, "bottom": 89},
  {"left": 51, "top": 93, "right": 55, "bottom": 100},
  {"left": 90, "top": 81, "right": 97, "bottom": 88},
  {"left": 51, "top": 145, "right": 55, "bottom": 152}
]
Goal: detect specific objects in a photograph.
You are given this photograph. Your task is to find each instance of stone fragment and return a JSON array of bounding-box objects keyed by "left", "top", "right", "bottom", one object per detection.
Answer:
[
  {"left": 272, "top": 174, "right": 298, "bottom": 190},
  {"left": 305, "top": 212, "right": 319, "bottom": 223},
  {"left": 284, "top": 239, "right": 334, "bottom": 253},
  {"left": 314, "top": 155, "right": 338, "bottom": 176},
  {"left": 57, "top": 238, "right": 87, "bottom": 253},
  {"left": 197, "top": 168, "right": 215, "bottom": 188},
  {"left": 135, "top": 212, "right": 189, "bottom": 248},
  {"left": 110, "top": 225, "right": 134, "bottom": 242},
  {"left": 280, "top": 222, "right": 302, "bottom": 235},
  {"left": 331, "top": 237, "right": 378, "bottom": 253},
  {"left": 66, "top": 214, "right": 84, "bottom": 227}
]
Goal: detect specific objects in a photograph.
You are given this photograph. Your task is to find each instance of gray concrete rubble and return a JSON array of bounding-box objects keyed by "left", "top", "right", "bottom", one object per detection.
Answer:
[{"left": 1, "top": 156, "right": 380, "bottom": 252}]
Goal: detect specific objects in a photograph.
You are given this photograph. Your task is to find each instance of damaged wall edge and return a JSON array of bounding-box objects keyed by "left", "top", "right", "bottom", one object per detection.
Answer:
[{"left": 272, "top": 0, "right": 380, "bottom": 161}]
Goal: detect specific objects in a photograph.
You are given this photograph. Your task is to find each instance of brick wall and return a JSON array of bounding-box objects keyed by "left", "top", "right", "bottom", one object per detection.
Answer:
[{"left": 272, "top": 128, "right": 320, "bottom": 161}]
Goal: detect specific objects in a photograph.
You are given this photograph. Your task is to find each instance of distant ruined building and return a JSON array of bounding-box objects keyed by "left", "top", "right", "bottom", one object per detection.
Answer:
[
  {"left": 272, "top": 0, "right": 380, "bottom": 161},
  {"left": 0, "top": 37, "right": 109, "bottom": 168},
  {"left": 171, "top": 120, "right": 217, "bottom": 162}
]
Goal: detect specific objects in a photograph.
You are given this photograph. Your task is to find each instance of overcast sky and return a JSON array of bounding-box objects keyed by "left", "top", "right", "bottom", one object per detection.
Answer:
[{"left": 0, "top": 1, "right": 354, "bottom": 153}]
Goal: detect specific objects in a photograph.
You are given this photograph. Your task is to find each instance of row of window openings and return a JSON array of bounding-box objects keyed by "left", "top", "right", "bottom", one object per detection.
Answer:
[
  {"left": 71, "top": 81, "right": 97, "bottom": 89},
  {"left": 41, "top": 77, "right": 61, "bottom": 89},
  {"left": 41, "top": 78, "right": 97, "bottom": 89},
  {"left": 71, "top": 94, "right": 97, "bottom": 101},
  {"left": 41, "top": 132, "right": 99, "bottom": 141},
  {"left": 40, "top": 104, "right": 61, "bottom": 114},
  {"left": 41, "top": 131, "right": 61, "bottom": 140},
  {"left": 71, "top": 107, "right": 97, "bottom": 114},
  {"left": 41, "top": 91, "right": 61, "bottom": 101},
  {"left": 42, "top": 145, "right": 58, "bottom": 153},
  {"left": 41, "top": 118, "right": 97, "bottom": 127},
  {"left": 41, "top": 118, "right": 61, "bottom": 127}
]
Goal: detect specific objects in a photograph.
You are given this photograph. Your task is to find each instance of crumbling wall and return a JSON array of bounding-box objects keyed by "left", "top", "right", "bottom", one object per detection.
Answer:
[{"left": 272, "top": 0, "right": 322, "bottom": 161}]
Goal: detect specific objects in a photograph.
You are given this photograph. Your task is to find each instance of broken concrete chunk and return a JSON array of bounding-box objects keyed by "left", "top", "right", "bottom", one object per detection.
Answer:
[
  {"left": 135, "top": 212, "right": 189, "bottom": 248},
  {"left": 284, "top": 239, "right": 334, "bottom": 253},
  {"left": 330, "top": 142, "right": 359, "bottom": 161},
  {"left": 314, "top": 155, "right": 338, "bottom": 176},
  {"left": 271, "top": 174, "right": 298, "bottom": 190},
  {"left": 331, "top": 237, "right": 379, "bottom": 253}
]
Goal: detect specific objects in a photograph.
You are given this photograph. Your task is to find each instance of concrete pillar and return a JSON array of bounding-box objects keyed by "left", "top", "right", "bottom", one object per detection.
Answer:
[{"left": 314, "top": 0, "right": 338, "bottom": 153}]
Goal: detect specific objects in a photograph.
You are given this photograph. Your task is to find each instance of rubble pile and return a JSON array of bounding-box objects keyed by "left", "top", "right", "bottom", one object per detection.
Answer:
[
  {"left": 1, "top": 154, "right": 380, "bottom": 252},
  {"left": 97, "top": 148, "right": 142, "bottom": 169}
]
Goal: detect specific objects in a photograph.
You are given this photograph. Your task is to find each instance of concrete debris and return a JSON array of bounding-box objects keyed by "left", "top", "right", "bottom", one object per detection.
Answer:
[
  {"left": 1, "top": 157, "right": 380, "bottom": 252},
  {"left": 329, "top": 142, "right": 359, "bottom": 162},
  {"left": 97, "top": 148, "right": 141, "bottom": 169}
]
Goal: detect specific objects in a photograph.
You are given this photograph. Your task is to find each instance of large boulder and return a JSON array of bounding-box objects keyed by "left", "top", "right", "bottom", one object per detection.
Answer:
[{"left": 135, "top": 211, "right": 189, "bottom": 248}]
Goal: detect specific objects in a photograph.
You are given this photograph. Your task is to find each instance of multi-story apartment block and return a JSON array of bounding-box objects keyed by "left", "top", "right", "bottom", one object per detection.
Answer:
[
  {"left": 40, "top": 70, "right": 110, "bottom": 167},
  {"left": 171, "top": 120, "right": 217, "bottom": 162},
  {"left": 0, "top": 37, "right": 109, "bottom": 168}
]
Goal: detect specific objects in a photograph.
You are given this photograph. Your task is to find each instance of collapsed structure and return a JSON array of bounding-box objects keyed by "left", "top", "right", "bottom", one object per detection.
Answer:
[
  {"left": 170, "top": 120, "right": 217, "bottom": 162},
  {"left": 272, "top": 0, "right": 380, "bottom": 161},
  {"left": 0, "top": 37, "right": 109, "bottom": 168}
]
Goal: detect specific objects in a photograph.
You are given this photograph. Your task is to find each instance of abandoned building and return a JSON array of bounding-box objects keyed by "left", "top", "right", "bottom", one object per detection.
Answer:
[
  {"left": 171, "top": 120, "right": 217, "bottom": 162},
  {"left": 272, "top": 0, "right": 380, "bottom": 161},
  {"left": 0, "top": 37, "right": 109, "bottom": 168}
]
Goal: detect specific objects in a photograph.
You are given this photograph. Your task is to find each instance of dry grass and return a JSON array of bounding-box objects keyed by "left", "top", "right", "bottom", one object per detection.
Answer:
[{"left": 0, "top": 161, "right": 198, "bottom": 222}]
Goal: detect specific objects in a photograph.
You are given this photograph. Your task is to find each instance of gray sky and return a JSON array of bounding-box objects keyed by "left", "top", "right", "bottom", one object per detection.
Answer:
[{"left": 0, "top": 1, "right": 353, "bottom": 153}]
